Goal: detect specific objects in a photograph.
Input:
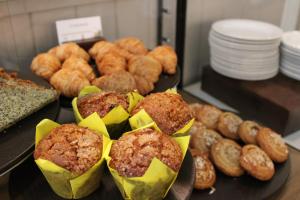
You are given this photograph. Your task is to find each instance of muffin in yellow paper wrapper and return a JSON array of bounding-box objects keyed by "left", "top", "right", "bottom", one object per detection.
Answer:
[
  {"left": 72, "top": 86, "right": 143, "bottom": 138},
  {"left": 34, "top": 113, "right": 111, "bottom": 199},
  {"left": 105, "top": 123, "right": 190, "bottom": 200},
  {"left": 129, "top": 89, "right": 194, "bottom": 136}
]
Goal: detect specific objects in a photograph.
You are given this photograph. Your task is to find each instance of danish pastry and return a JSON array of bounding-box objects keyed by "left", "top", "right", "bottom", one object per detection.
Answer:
[
  {"left": 62, "top": 56, "right": 95, "bottom": 81},
  {"left": 238, "top": 121, "right": 261, "bottom": 144},
  {"left": 217, "top": 112, "right": 243, "bottom": 140},
  {"left": 96, "top": 52, "right": 127, "bottom": 75},
  {"left": 48, "top": 42, "right": 89, "bottom": 62},
  {"left": 88, "top": 40, "right": 115, "bottom": 59},
  {"left": 193, "top": 104, "right": 222, "bottom": 130},
  {"left": 211, "top": 139, "right": 244, "bottom": 177},
  {"left": 240, "top": 144, "right": 275, "bottom": 181},
  {"left": 115, "top": 37, "right": 148, "bottom": 55},
  {"left": 31, "top": 53, "right": 61, "bottom": 80},
  {"left": 256, "top": 128, "right": 288, "bottom": 163},
  {"left": 189, "top": 103, "right": 203, "bottom": 120}
]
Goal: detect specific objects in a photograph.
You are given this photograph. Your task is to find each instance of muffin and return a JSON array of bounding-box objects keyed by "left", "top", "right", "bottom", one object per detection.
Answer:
[
  {"left": 131, "top": 92, "right": 193, "bottom": 135},
  {"left": 34, "top": 124, "right": 102, "bottom": 175},
  {"left": 109, "top": 128, "right": 182, "bottom": 177},
  {"left": 77, "top": 92, "right": 129, "bottom": 118}
]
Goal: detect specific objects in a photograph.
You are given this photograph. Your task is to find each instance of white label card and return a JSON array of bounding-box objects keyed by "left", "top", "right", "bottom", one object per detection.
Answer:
[{"left": 56, "top": 16, "right": 103, "bottom": 44}]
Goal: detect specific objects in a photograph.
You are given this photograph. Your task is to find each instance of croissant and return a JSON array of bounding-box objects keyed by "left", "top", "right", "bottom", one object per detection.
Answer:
[
  {"left": 148, "top": 45, "right": 177, "bottom": 74},
  {"left": 48, "top": 42, "right": 90, "bottom": 62},
  {"left": 31, "top": 53, "right": 61, "bottom": 80},
  {"left": 50, "top": 68, "right": 90, "bottom": 97},
  {"left": 62, "top": 56, "right": 95, "bottom": 81},
  {"left": 115, "top": 37, "right": 148, "bottom": 55},
  {"left": 133, "top": 75, "right": 154, "bottom": 95},
  {"left": 88, "top": 40, "right": 115, "bottom": 60},
  {"left": 96, "top": 52, "right": 127, "bottom": 75}
]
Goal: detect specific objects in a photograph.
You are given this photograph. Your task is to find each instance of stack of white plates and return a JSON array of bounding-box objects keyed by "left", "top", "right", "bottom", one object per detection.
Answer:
[
  {"left": 280, "top": 31, "right": 300, "bottom": 81},
  {"left": 209, "top": 19, "right": 283, "bottom": 80}
]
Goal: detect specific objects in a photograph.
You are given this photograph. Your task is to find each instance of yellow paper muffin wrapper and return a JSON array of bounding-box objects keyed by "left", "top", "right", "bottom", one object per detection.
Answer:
[
  {"left": 34, "top": 113, "right": 110, "bottom": 199},
  {"left": 72, "top": 86, "right": 143, "bottom": 138},
  {"left": 129, "top": 89, "right": 194, "bottom": 136},
  {"left": 105, "top": 123, "right": 190, "bottom": 200}
]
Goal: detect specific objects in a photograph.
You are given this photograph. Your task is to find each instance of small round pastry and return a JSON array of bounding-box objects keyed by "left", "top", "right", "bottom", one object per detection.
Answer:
[
  {"left": 88, "top": 40, "right": 115, "bottom": 59},
  {"left": 238, "top": 121, "right": 261, "bottom": 144},
  {"left": 148, "top": 45, "right": 177, "bottom": 74},
  {"left": 190, "top": 121, "right": 223, "bottom": 155},
  {"left": 240, "top": 144, "right": 275, "bottom": 181},
  {"left": 194, "top": 105, "right": 222, "bottom": 130},
  {"left": 62, "top": 56, "right": 95, "bottom": 81},
  {"left": 92, "top": 70, "right": 137, "bottom": 94},
  {"left": 133, "top": 75, "right": 154, "bottom": 95},
  {"left": 34, "top": 124, "right": 102, "bottom": 175},
  {"left": 31, "top": 53, "right": 61, "bottom": 80},
  {"left": 109, "top": 128, "right": 182, "bottom": 177},
  {"left": 96, "top": 52, "right": 127, "bottom": 76},
  {"left": 131, "top": 92, "right": 193, "bottom": 135},
  {"left": 256, "top": 128, "right": 288, "bottom": 163},
  {"left": 191, "top": 150, "right": 216, "bottom": 190},
  {"left": 217, "top": 112, "right": 243, "bottom": 140},
  {"left": 189, "top": 103, "right": 203, "bottom": 120},
  {"left": 77, "top": 92, "right": 129, "bottom": 118},
  {"left": 49, "top": 42, "right": 89, "bottom": 62},
  {"left": 115, "top": 37, "right": 148, "bottom": 55},
  {"left": 211, "top": 139, "right": 244, "bottom": 177},
  {"left": 128, "top": 55, "right": 162, "bottom": 83},
  {"left": 50, "top": 68, "right": 90, "bottom": 97}
]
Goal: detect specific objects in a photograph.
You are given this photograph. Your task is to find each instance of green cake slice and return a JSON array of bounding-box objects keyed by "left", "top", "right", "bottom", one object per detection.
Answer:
[{"left": 0, "top": 68, "right": 59, "bottom": 132}]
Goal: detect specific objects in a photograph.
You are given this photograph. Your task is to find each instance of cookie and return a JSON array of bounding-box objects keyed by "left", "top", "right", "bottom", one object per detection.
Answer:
[
  {"left": 217, "top": 112, "right": 243, "bottom": 140},
  {"left": 238, "top": 121, "right": 261, "bottom": 144},
  {"left": 193, "top": 105, "right": 222, "bottom": 130}
]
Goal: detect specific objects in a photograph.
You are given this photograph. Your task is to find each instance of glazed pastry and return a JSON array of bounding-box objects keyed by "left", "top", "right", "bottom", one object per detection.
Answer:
[
  {"left": 128, "top": 55, "right": 162, "bottom": 83},
  {"left": 240, "top": 144, "right": 275, "bottom": 181},
  {"left": 88, "top": 40, "right": 115, "bottom": 59},
  {"left": 191, "top": 150, "right": 216, "bottom": 190},
  {"left": 50, "top": 68, "right": 90, "bottom": 97},
  {"left": 131, "top": 92, "right": 193, "bottom": 135},
  {"left": 193, "top": 104, "right": 222, "bottom": 130},
  {"left": 62, "top": 56, "right": 95, "bottom": 81},
  {"left": 115, "top": 37, "right": 148, "bottom": 56},
  {"left": 92, "top": 70, "right": 137, "bottom": 94},
  {"left": 96, "top": 52, "right": 127, "bottom": 75},
  {"left": 189, "top": 103, "right": 203, "bottom": 120},
  {"left": 190, "top": 121, "right": 223, "bottom": 155},
  {"left": 217, "top": 112, "right": 243, "bottom": 140},
  {"left": 148, "top": 45, "right": 177, "bottom": 74},
  {"left": 109, "top": 128, "right": 182, "bottom": 177},
  {"left": 31, "top": 53, "right": 61, "bottom": 80},
  {"left": 48, "top": 42, "right": 90, "bottom": 62},
  {"left": 211, "top": 139, "right": 244, "bottom": 177},
  {"left": 133, "top": 75, "right": 154, "bottom": 95},
  {"left": 238, "top": 121, "right": 261, "bottom": 144},
  {"left": 256, "top": 128, "right": 288, "bottom": 163}
]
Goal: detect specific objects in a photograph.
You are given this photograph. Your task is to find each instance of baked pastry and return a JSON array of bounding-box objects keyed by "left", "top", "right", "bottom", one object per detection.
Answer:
[
  {"left": 0, "top": 68, "right": 58, "bottom": 132},
  {"left": 148, "top": 45, "right": 177, "bottom": 74},
  {"left": 133, "top": 75, "right": 154, "bottom": 95},
  {"left": 77, "top": 92, "right": 129, "bottom": 118},
  {"left": 34, "top": 124, "right": 102, "bottom": 175},
  {"left": 96, "top": 52, "right": 127, "bottom": 75},
  {"left": 128, "top": 55, "right": 162, "bottom": 83},
  {"left": 109, "top": 128, "right": 182, "bottom": 177},
  {"left": 50, "top": 68, "right": 90, "bottom": 97},
  {"left": 191, "top": 150, "right": 216, "bottom": 190},
  {"left": 92, "top": 70, "right": 137, "bottom": 94},
  {"left": 256, "top": 128, "right": 288, "bottom": 163},
  {"left": 115, "top": 37, "right": 148, "bottom": 56},
  {"left": 132, "top": 92, "right": 193, "bottom": 135},
  {"left": 217, "top": 112, "right": 243, "bottom": 140},
  {"left": 88, "top": 40, "right": 115, "bottom": 59},
  {"left": 238, "top": 121, "right": 261, "bottom": 144},
  {"left": 240, "top": 144, "right": 275, "bottom": 181},
  {"left": 62, "top": 56, "right": 95, "bottom": 81},
  {"left": 191, "top": 104, "right": 222, "bottom": 130},
  {"left": 31, "top": 53, "right": 61, "bottom": 80},
  {"left": 189, "top": 103, "right": 203, "bottom": 119},
  {"left": 190, "top": 121, "right": 223, "bottom": 155},
  {"left": 48, "top": 42, "right": 90, "bottom": 62},
  {"left": 211, "top": 139, "right": 244, "bottom": 177}
]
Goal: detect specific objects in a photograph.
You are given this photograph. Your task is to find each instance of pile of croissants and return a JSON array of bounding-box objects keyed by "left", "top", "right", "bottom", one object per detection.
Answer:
[{"left": 31, "top": 37, "right": 178, "bottom": 97}]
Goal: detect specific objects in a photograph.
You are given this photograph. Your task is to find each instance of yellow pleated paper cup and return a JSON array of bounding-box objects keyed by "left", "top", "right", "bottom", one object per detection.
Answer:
[
  {"left": 34, "top": 113, "right": 110, "bottom": 199},
  {"left": 72, "top": 86, "right": 143, "bottom": 139},
  {"left": 106, "top": 123, "right": 190, "bottom": 200}
]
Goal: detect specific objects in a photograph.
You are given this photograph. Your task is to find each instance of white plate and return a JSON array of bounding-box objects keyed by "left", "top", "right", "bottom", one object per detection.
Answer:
[
  {"left": 212, "top": 19, "right": 283, "bottom": 41},
  {"left": 281, "top": 59, "right": 300, "bottom": 69},
  {"left": 281, "top": 31, "right": 300, "bottom": 50},
  {"left": 281, "top": 54, "right": 300, "bottom": 65},
  {"left": 281, "top": 63, "right": 300, "bottom": 74},
  {"left": 281, "top": 67, "right": 300, "bottom": 81}
]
